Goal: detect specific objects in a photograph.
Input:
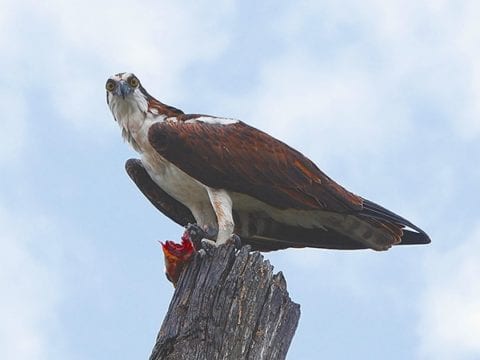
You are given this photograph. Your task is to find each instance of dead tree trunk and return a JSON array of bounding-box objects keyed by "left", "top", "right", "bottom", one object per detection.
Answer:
[{"left": 149, "top": 243, "right": 301, "bottom": 360}]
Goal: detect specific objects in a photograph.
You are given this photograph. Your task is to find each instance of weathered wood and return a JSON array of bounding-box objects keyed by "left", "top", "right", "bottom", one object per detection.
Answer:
[{"left": 149, "top": 243, "right": 301, "bottom": 360}]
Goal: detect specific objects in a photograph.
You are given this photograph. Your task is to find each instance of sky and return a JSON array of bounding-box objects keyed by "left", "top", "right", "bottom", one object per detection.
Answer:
[{"left": 1, "top": 0, "right": 479, "bottom": 359}]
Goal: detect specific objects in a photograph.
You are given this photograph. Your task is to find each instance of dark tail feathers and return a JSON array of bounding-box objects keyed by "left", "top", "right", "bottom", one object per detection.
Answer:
[{"left": 360, "top": 199, "right": 431, "bottom": 245}]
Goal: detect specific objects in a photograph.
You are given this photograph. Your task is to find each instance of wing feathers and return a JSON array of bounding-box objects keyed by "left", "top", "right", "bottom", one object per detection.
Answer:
[
  {"left": 360, "top": 199, "right": 431, "bottom": 244},
  {"left": 121, "top": 118, "right": 430, "bottom": 250},
  {"left": 147, "top": 120, "right": 363, "bottom": 212}
]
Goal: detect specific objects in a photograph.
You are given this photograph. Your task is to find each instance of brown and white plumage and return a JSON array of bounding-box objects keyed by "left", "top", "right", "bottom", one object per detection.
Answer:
[{"left": 107, "top": 72, "right": 430, "bottom": 251}]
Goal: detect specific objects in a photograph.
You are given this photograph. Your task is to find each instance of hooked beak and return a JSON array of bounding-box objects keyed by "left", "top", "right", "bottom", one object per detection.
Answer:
[{"left": 115, "top": 81, "right": 133, "bottom": 99}]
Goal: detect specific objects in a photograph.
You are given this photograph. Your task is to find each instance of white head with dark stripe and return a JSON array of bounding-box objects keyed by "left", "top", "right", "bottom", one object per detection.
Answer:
[
  {"left": 105, "top": 72, "right": 152, "bottom": 122},
  {"left": 106, "top": 72, "right": 185, "bottom": 122},
  {"left": 106, "top": 72, "right": 165, "bottom": 152}
]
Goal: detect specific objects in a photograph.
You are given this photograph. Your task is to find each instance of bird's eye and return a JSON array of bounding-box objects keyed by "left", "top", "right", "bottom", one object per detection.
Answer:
[
  {"left": 128, "top": 76, "right": 139, "bottom": 88},
  {"left": 105, "top": 79, "right": 116, "bottom": 92}
]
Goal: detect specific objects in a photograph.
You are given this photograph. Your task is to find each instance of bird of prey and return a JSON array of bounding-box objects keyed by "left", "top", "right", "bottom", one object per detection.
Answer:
[{"left": 106, "top": 72, "right": 430, "bottom": 252}]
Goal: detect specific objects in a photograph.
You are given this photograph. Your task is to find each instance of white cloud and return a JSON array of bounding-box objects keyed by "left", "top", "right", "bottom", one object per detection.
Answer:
[
  {"left": 241, "top": 0, "right": 480, "bottom": 159},
  {"left": 0, "top": 91, "right": 27, "bottom": 164},
  {"left": 0, "top": 206, "right": 61, "bottom": 360},
  {"left": 454, "top": 2, "right": 480, "bottom": 139},
  {"left": 41, "top": 0, "right": 233, "bottom": 132},
  {"left": 418, "top": 224, "right": 480, "bottom": 359},
  {"left": 245, "top": 54, "right": 412, "bottom": 166},
  {"left": 1, "top": 0, "right": 234, "bottom": 134}
]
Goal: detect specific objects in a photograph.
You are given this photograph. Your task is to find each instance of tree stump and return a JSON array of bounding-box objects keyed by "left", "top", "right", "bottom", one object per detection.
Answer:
[{"left": 149, "top": 243, "right": 301, "bottom": 360}]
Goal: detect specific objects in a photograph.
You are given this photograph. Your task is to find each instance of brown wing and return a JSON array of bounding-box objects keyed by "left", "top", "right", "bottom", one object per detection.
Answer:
[
  {"left": 147, "top": 120, "right": 363, "bottom": 212},
  {"left": 125, "top": 130, "right": 430, "bottom": 251}
]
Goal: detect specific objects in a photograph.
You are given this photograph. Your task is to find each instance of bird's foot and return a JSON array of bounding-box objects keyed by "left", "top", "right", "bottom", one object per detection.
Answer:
[
  {"left": 197, "top": 235, "right": 241, "bottom": 257},
  {"left": 197, "top": 238, "right": 217, "bottom": 257},
  {"left": 185, "top": 224, "right": 242, "bottom": 256},
  {"left": 185, "top": 223, "right": 218, "bottom": 250}
]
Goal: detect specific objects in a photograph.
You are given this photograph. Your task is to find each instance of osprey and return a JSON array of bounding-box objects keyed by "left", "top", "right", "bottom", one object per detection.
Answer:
[{"left": 106, "top": 72, "right": 430, "bottom": 252}]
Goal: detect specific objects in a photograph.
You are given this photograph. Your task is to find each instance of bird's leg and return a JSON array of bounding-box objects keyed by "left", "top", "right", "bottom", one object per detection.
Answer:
[
  {"left": 199, "top": 238, "right": 217, "bottom": 257},
  {"left": 206, "top": 188, "right": 236, "bottom": 245}
]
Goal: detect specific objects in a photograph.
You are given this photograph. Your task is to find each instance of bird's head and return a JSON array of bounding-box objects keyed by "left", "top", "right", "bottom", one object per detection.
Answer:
[
  {"left": 105, "top": 72, "right": 148, "bottom": 109},
  {"left": 105, "top": 72, "right": 151, "bottom": 151},
  {"left": 106, "top": 72, "right": 183, "bottom": 124},
  {"left": 106, "top": 72, "right": 141, "bottom": 98},
  {"left": 106, "top": 72, "right": 185, "bottom": 152}
]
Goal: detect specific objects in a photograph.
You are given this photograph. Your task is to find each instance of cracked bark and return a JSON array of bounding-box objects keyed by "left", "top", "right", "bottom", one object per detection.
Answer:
[{"left": 149, "top": 243, "right": 301, "bottom": 360}]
